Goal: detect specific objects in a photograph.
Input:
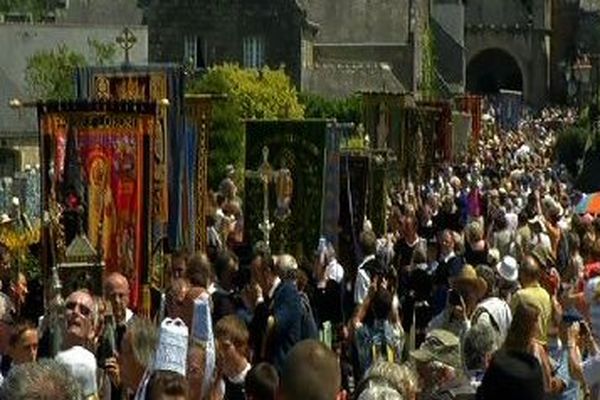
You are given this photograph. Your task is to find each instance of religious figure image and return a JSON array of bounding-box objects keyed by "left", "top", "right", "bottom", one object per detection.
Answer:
[
  {"left": 87, "top": 155, "right": 116, "bottom": 261},
  {"left": 274, "top": 166, "right": 293, "bottom": 220}
]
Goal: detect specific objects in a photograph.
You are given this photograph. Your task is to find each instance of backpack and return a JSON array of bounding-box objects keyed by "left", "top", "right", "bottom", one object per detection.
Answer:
[
  {"left": 370, "top": 330, "right": 396, "bottom": 366},
  {"left": 299, "top": 292, "right": 319, "bottom": 340}
]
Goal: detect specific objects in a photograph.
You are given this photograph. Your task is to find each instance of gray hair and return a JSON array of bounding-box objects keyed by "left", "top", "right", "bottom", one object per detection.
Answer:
[
  {"left": 357, "top": 385, "right": 404, "bottom": 400},
  {"left": 127, "top": 318, "right": 159, "bottom": 369},
  {"left": 356, "top": 362, "right": 417, "bottom": 400},
  {"left": 0, "top": 359, "right": 82, "bottom": 400},
  {"left": 462, "top": 323, "right": 497, "bottom": 371},
  {"left": 275, "top": 254, "right": 298, "bottom": 281}
]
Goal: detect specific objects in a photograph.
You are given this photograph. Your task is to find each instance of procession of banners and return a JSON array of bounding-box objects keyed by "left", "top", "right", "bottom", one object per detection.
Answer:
[
  {"left": 243, "top": 94, "right": 486, "bottom": 270},
  {"left": 38, "top": 65, "right": 211, "bottom": 315},
  {"left": 36, "top": 62, "right": 488, "bottom": 314}
]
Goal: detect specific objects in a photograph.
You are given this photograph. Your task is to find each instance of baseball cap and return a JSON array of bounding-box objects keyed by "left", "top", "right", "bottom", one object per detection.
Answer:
[{"left": 410, "top": 329, "right": 461, "bottom": 369}]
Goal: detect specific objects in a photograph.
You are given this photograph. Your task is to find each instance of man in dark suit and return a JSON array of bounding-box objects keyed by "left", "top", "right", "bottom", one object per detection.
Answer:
[
  {"left": 433, "top": 230, "right": 464, "bottom": 316},
  {"left": 249, "top": 255, "right": 303, "bottom": 371}
]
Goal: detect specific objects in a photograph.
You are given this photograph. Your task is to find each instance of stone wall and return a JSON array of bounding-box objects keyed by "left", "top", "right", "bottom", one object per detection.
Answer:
[
  {"left": 147, "top": 0, "right": 304, "bottom": 85},
  {"left": 300, "top": 0, "right": 410, "bottom": 43}
]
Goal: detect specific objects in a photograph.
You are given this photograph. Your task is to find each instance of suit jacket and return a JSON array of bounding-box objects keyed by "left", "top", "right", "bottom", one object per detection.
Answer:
[{"left": 261, "top": 281, "right": 303, "bottom": 371}]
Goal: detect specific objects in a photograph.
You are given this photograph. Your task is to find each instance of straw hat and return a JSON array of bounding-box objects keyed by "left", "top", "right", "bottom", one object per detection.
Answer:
[{"left": 451, "top": 264, "right": 488, "bottom": 299}]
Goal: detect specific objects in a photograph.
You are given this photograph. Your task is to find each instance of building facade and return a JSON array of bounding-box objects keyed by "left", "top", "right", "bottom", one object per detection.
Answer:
[{"left": 0, "top": 22, "right": 148, "bottom": 175}]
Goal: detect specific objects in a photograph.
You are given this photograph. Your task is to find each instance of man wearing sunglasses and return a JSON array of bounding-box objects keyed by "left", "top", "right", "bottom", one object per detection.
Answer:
[
  {"left": 63, "top": 290, "right": 97, "bottom": 349},
  {"left": 57, "top": 289, "right": 100, "bottom": 400}
]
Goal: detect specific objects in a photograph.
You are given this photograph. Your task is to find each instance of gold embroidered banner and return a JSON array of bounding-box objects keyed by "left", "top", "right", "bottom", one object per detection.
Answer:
[{"left": 39, "top": 102, "right": 157, "bottom": 309}]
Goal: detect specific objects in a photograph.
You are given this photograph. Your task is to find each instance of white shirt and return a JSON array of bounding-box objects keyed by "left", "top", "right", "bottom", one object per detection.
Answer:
[
  {"left": 125, "top": 308, "right": 134, "bottom": 324},
  {"left": 268, "top": 277, "right": 282, "bottom": 300},
  {"left": 318, "top": 259, "right": 344, "bottom": 289},
  {"left": 354, "top": 255, "right": 375, "bottom": 305},
  {"left": 441, "top": 251, "right": 456, "bottom": 264},
  {"left": 230, "top": 361, "right": 251, "bottom": 384}
]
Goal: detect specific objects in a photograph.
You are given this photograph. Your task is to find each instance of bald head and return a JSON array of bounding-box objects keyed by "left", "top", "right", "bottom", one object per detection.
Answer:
[
  {"left": 281, "top": 340, "right": 344, "bottom": 400},
  {"left": 520, "top": 255, "right": 540, "bottom": 286},
  {"left": 104, "top": 273, "right": 130, "bottom": 324}
]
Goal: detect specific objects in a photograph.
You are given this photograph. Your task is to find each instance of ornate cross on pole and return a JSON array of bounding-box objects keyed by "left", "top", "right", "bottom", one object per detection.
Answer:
[
  {"left": 245, "top": 147, "right": 275, "bottom": 250},
  {"left": 116, "top": 27, "right": 137, "bottom": 64}
]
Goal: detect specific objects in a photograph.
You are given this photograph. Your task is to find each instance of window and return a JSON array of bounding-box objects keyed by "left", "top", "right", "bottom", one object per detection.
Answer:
[
  {"left": 243, "top": 36, "right": 265, "bottom": 69},
  {"left": 184, "top": 35, "right": 206, "bottom": 70}
]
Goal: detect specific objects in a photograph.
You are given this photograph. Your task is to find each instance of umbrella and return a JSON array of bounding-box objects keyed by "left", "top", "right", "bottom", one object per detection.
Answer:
[{"left": 575, "top": 193, "right": 600, "bottom": 214}]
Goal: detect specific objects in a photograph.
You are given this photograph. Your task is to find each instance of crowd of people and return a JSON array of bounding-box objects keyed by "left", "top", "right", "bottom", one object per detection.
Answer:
[{"left": 0, "top": 106, "right": 600, "bottom": 400}]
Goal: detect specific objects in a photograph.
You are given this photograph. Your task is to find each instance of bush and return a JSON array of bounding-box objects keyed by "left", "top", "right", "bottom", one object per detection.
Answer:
[
  {"left": 299, "top": 92, "right": 362, "bottom": 123},
  {"left": 187, "top": 64, "right": 304, "bottom": 190},
  {"left": 555, "top": 126, "right": 589, "bottom": 177}
]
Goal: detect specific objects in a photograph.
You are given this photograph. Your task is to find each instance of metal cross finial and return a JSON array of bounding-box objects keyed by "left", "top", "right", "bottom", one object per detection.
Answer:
[
  {"left": 246, "top": 146, "right": 275, "bottom": 249},
  {"left": 116, "top": 27, "right": 137, "bottom": 64}
]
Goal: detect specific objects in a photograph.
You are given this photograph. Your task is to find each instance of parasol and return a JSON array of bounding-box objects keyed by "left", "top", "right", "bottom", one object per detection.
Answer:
[{"left": 575, "top": 192, "right": 600, "bottom": 215}]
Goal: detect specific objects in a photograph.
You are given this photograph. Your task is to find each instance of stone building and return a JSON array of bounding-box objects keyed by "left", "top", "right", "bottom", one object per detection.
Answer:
[
  {"left": 147, "top": 0, "right": 310, "bottom": 85},
  {"left": 463, "top": 0, "right": 552, "bottom": 107},
  {"left": 146, "top": 0, "right": 433, "bottom": 98}
]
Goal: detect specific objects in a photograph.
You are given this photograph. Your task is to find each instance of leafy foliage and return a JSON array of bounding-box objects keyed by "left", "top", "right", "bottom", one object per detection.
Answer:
[
  {"left": 88, "top": 38, "right": 118, "bottom": 66},
  {"left": 555, "top": 125, "right": 589, "bottom": 177},
  {"left": 25, "top": 44, "right": 87, "bottom": 100},
  {"left": 0, "top": 0, "right": 47, "bottom": 20},
  {"left": 187, "top": 64, "right": 304, "bottom": 190},
  {"left": 421, "top": 24, "right": 440, "bottom": 100},
  {"left": 25, "top": 40, "right": 117, "bottom": 100},
  {"left": 299, "top": 92, "right": 363, "bottom": 123}
]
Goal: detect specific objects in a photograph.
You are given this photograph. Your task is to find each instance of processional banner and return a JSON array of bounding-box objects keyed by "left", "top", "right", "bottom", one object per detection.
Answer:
[
  {"left": 245, "top": 120, "right": 328, "bottom": 260},
  {"left": 39, "top": 101, "right": 157, "bottom": 309},
  {"left": 77, "top": 65, "right": 196, "bottom": 291},
  {"left": 184, "top": 96, "right": 212, "bottom": 253},
  {"left": 321, "top": 123, "right": 353, "bottom": 248},
  {"left": 456, "top": 95, "right": 482, "bottom": 144},
  {"left": 395, "top": 106, "right": 440, "bottom": 183},
  {"left": 361, "top": 92, "right": 413, "bottom": 150},
  {"left": 417, "top": 101, "right": 453, "bottom": 163},
  {"left": 452, "top": 112, "right": 472, "bottom": 161}
]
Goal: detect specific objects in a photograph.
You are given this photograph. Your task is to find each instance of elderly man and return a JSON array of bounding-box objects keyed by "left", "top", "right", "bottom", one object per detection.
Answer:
[
  {"left": 462, "top": 323, "right": 498, "bottom": 389},
  {"left": 117, "top": 318, "right": 158, "bottom": 395},
  {"left": 104, "top": 273, "right": 134, "bottom": 327},
  {"left": 249, "top": 255, "right": 304, "bottom": 371},
  {"left": 280, "top": 339, "right": 347, "bottom": 400},
  {"left": 63, "top": 289, "right": 97, "bottom": 349},
  {"left": 103, "top": 274, "right": 134, "bottom": 400},
  {"left": 57, "top": 290, "right": 99, "bottom": 399},
  {"left": 0, "top": 359, "right": 82, "bottom": 400}
]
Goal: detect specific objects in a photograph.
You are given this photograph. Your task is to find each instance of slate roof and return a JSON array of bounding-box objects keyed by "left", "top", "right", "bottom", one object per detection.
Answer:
[
  {"left": 0, "top": 67, "right": 37, "bottom": 139},
  {"left": 57, "top": 0, "right": 144, "bottom": 25},
  {"left": 302, "top": 62, "right": 406, "bottom": 99},
  {"left": 581, "top": 0, "right": 600, "bottom": 12},
  {"left": 296, "top": 0, "right": 410, "bottom": 44}
]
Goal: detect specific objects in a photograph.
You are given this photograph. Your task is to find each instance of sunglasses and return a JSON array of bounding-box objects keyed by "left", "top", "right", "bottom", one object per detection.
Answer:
[{"left": 65, "top": 301, "right": 93, "bottom": 318}]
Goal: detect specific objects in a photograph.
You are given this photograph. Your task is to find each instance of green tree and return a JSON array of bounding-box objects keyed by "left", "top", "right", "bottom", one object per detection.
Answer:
[
  {"left": 88, "top": 38, "right": 118, "bottom": 66},
  {"left": 187, "top": 64, "right": 304, "bottom": 189},
  {"left": 0, "top": 0, "right": 47, "bottom": 20},
  {"left": 25, "top": 44, "right": 87, "bottom": 100},
  {"left": 555, "top": 125, "right": 589, "bottom": 177},
  {"left": 25, "top": 40, "right": 117, "bottom": 100},
  {"left": 421, "top": 25, "right": 439, "bottom": 100}
]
